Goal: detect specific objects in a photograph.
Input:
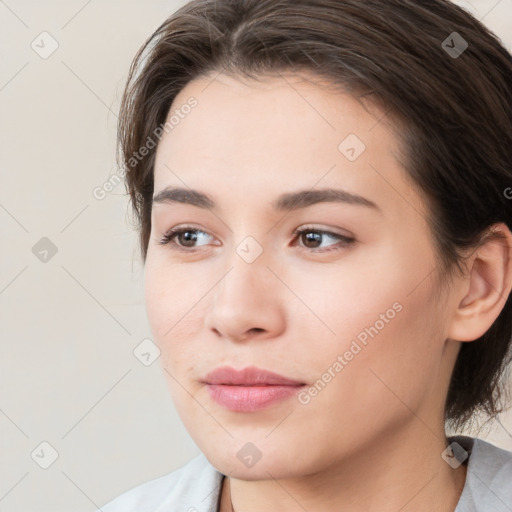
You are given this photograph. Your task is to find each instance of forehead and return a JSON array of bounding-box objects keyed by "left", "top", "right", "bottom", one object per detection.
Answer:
[
  {"left": 156, "top": 71, "right": 393, "bottom": 162},
  {"left": 152, "top": 71, "right": 426, "bottom": 220}
]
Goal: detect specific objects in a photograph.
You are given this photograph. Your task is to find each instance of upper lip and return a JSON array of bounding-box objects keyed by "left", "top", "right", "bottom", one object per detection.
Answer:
[{"left": 203, "top": 366, "right": 305, "bottom": 386}]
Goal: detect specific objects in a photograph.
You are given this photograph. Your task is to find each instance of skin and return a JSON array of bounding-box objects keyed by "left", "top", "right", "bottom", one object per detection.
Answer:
[{"left": 144, "top": 71, "right": 512, "bottom": 512}]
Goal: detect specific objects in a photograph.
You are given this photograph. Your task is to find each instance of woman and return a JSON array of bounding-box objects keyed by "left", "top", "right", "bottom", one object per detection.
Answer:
[{"left": 102, "top": 0, "right": 512, "bottom": 510}]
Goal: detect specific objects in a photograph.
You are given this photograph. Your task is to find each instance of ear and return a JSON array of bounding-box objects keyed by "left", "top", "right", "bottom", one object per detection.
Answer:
[{"left": 448, "top": 223, "right": 512, "bottom": 342}]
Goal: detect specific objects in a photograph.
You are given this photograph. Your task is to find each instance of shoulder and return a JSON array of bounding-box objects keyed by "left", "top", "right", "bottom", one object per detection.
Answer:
[
  {"left": 100, "top": 452, "right": 224, "bottom": 512},
  {"left": 452, "top": 435, "right": 512, "bottom": 511}
]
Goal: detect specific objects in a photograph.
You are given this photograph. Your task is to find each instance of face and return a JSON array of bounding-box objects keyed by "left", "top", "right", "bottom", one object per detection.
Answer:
[{"left": 144, "top": 72, "right": 458, "bottom": 479}]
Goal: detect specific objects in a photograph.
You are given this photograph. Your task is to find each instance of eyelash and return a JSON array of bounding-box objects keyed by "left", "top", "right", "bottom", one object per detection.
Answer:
[{"left": 158, "top": 226, "right": 355, "bottom": 253}]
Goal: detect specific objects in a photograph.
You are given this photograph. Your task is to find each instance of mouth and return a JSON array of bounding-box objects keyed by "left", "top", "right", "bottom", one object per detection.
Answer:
[{"left": 203, "top": 366, "right": 306, "bottom": 412}]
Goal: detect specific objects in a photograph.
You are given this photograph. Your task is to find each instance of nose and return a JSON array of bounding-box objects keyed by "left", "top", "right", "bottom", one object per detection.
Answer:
[{"left": 204, "top": 252, "right": 286, "bottom": 343}]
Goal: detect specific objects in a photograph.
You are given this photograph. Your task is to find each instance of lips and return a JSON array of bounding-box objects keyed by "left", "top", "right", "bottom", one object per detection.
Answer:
[
  {"left": 203, "top": 365, "right": 305, "bottom": 386},
  {"left": 203, "top": 366, "right": 306, "bottom": 412}
]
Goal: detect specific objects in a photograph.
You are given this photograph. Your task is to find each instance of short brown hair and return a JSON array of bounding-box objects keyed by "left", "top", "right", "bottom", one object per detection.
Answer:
[{"left": 118, "top": 0, "right": 512, "bottom": 432}]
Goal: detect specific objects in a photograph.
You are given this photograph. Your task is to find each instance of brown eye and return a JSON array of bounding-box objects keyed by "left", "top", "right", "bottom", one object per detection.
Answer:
[
  {"left": 159, "top": 227, "right": 215, "bottom": 249},
  {"left": 177, "top": 230, "right": 199, "bottom": 247},
  {"left": 294, "top": 228, "right": 355, "bottom": 252},
  {"left": 301, "top": 231, "right": 323, "bottom": 248}
]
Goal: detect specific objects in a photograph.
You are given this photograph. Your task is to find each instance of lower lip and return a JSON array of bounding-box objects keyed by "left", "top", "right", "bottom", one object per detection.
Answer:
[{"left": 206, "top": 384, "right": 304, "bottom": 412}]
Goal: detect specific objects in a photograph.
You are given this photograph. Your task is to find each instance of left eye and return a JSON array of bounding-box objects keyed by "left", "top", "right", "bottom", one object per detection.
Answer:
[{"left": 293, "top": 228, "right": 354, "bottom": 251}]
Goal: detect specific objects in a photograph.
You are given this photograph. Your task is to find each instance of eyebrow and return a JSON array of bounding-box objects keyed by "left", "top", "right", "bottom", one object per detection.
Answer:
[{"left": 152, "top": 186, "right": 380, "bottom": 212}]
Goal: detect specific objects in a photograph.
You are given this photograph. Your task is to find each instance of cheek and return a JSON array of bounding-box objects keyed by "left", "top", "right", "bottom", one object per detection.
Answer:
[
  {"left": 143, "top": 257, "right": 209, "bottom": 361},
  {"left": 288, "top": 245, "right": 444, "bottom": 402},
  {"left": 280, "top": 251, "right": 403, "bottom": 357},
  {"left": 295, "top": 268, "right": 445, "bottom": 433},
  {"left": 285, "top": 277, "right": 403, "bottom": 387}
]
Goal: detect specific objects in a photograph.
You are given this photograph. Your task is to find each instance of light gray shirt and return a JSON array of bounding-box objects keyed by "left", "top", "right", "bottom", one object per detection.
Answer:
[{"left": 100, "top": 435, "right": 512, "bottom": 511}]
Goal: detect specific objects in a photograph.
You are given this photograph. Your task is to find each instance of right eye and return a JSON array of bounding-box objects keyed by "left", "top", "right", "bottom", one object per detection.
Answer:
[{"left": 159, "top": 226, "right": 218, "bottom": 250}]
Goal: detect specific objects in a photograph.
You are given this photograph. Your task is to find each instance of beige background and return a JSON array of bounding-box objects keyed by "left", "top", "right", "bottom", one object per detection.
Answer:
[{"left": 1, "top": 1, "right": 511, "bottom": 510}]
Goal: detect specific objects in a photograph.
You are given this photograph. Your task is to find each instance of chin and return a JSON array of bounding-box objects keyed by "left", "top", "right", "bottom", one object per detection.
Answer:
[{"left": 204, "top": 442, "right": 313, "bottom": 481}]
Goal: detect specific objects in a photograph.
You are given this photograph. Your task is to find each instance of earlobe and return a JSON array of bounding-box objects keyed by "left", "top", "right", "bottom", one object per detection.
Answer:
[{"left": 448, "top": 223, "right": 512, "bottom": 342}]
